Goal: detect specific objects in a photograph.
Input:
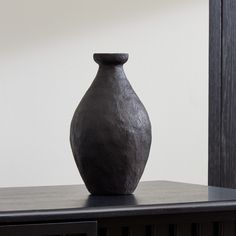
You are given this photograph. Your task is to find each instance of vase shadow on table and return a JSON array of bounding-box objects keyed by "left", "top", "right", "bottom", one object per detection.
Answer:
[{"left": 83, "top": 194, "right": 138, "bottom": 208}]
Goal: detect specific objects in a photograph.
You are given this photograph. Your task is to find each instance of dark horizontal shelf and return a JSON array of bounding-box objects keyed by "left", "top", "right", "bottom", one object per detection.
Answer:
[{"left": 1, "top": 181, "right": 236, "bottom": 224}]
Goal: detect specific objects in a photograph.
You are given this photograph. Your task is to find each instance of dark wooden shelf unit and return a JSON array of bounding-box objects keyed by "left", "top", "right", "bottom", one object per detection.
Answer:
[{"left": 1, "top": 181, "right": 236, "bottom": 235}]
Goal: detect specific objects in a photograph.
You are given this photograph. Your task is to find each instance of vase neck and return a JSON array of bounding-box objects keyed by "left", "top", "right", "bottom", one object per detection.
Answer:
[{"left": 96, "top": 64, "right": 126, "bottom": 79}]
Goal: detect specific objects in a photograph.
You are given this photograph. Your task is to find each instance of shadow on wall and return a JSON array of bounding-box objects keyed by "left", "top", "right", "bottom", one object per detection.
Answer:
[{"left": 0, "top": 0, "right": 200, "bottom": 56}]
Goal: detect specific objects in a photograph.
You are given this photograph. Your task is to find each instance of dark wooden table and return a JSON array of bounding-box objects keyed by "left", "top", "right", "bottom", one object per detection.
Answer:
[{"left": 1, "top": 181, "right": 236, "bottom": 235}]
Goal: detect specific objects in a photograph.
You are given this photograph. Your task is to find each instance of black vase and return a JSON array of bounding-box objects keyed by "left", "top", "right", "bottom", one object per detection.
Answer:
[{"left": 70, "top": 53, "right": 151, "bottom": 195}]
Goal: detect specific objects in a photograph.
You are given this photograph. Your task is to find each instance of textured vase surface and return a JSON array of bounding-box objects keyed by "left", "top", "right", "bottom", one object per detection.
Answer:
[{"left": 70, "top": 53, "right": 151, "bottom": 195}]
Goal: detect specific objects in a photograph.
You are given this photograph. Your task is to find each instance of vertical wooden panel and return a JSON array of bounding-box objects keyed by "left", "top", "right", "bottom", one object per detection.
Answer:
[
  {"left": 66, "top": 234, "right": 85, "bottom": 236},
  {"left": 122, "top": 227, "right": 131, "bottom": 236},
  {"left": 107, "top": 227, "right": 121, "bottom": 236},
  {"left": 219, "top": 221, "right": 235, "bottom": 236},
  {"left": 154, "top": 224, "right": 169, "bottom": 236},
  {"left": 145, "top": 225, "right": 154, "bottom": 236},
  {"left": 98, "top": 228, "right": 108, "bottom": 236},
  {"left": 198, "top": 223, "right": 214, "bottom": 236},
  {"left": 213, "top": 222, "right": 220, "bottom": 236},
  {"left": 209, "top": 0, "right": 236, "bottom": 187},
  {"left": 66, "top": 234, "right": 82, "bottom": 236},
  {"left": 169, "top": 224, "right": 177, "bottom": 236},
  {"left": 220, "top": 0, "right": 236, "bottom": 188},
  {"left": 176, "top": 223, "right": 192, "bottom": 236},
  {"left": 191, "top": 223, "right": 199, "bottom": 236},
  {"left": 131, "top": 225, "right": 146, "bottom": 236},
  {"left": 209, "top": 0, "right": 223, "bottom": 187}
]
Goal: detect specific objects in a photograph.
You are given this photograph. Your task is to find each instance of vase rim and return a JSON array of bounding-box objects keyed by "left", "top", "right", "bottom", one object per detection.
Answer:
[
  {"left": 94, "top": 53, "right": 128, "bottom": 55},
  {"left": 93, "top": 53, "right": 129, "bottom": 65}
]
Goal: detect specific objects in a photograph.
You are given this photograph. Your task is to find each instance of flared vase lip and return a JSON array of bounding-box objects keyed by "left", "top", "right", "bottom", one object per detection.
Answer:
[{"left": 93, "top": 53, "right": 129, "bottom": 65}]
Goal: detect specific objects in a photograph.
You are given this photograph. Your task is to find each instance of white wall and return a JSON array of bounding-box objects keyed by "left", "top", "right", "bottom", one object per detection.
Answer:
[{"left": 0, "top": 0, "right": 208, "bottom": 187}]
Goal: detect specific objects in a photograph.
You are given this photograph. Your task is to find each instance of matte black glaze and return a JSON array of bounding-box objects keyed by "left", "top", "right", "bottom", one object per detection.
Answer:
[{"left": 70, "top": 53, "right": 152, "bottom": 195}]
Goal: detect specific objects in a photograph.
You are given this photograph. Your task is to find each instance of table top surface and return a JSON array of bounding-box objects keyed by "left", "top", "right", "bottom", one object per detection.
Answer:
[{"left": 1, "top": 180, "right": 236, "bottom": 223}]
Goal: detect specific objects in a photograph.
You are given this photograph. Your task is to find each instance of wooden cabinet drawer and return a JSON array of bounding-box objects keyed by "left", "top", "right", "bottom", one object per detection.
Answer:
[{"left": 0, "top": 221, "right": 97, "bottom": 236}]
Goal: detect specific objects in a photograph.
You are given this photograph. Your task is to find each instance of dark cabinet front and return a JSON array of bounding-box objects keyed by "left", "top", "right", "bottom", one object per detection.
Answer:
[
  {"left": 0, "top": 221, "right": 97, "bottom": 236},
  {"left": 2, "top": 181, "right": 236, "bottom": 236}
]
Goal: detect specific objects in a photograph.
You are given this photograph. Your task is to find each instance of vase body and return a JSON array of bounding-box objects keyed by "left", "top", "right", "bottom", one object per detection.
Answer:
[{"left": 70, "top": 53, "right": 151, "bottom": 195}]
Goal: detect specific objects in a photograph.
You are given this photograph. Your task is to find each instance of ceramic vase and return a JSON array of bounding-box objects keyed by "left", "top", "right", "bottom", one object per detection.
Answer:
[{"left": 70, "top": 53, "right": 151, "bottom": 195}]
